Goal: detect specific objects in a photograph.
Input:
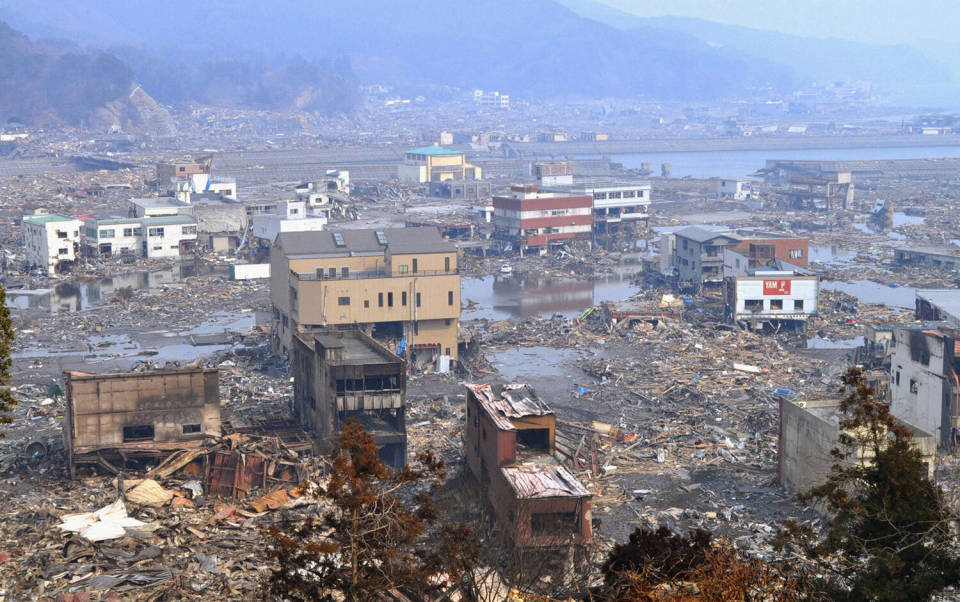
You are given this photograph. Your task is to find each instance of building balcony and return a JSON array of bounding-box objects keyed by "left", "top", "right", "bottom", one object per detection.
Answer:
[{"left": 292, "top": 268, "right": 458, "bottom": 281}]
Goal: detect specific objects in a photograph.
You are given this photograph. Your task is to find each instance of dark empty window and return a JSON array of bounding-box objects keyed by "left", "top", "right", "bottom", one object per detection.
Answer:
[
  {"left": 402, "top": 291, "right": 407, "bottom": 306},
  {"left": 388, "top": 292, "right": 394, "bottom": 307},
  {"left": 335, "top": 379, "right": 346, "bottom": 394},
  {"left": 412, "top": 258, "right": 418, "bottom": 273},
  {"left": 531, "top": 512, "right": 578, "bottom": 537},
  {"left": 517, "top": 428, "right": 550, "bottom": 451},
  {"left": 182, "top": 423, "right": 201, "bottom": 434},
  {"left": 416, "top": 292, "right": 421, "bottom": 307},
  {"left": 364, "top": 299, "right": 369, "bottom": 308},
  {"left": 378, "top": 292, "right": 384, "bottom": 307},
  {"left": 744, "top": 299, "right": 763, "bottom": 311},
  {"left": 445, "top": 257, "right": 450, "bottom": 271},
  {"left": 794, "top": 300, "right": 804, "bottom": 311},
  {"left": 338, "top": 296, "right": 350, "bottom": 306},
  {"left": 341, "top": 267, "right": 349, "bottom": 277},
  {"left": 448, "top": 291, "right": 454, "bottom": 305},
  {"left": 123, "top": 424, "right": 154, "bottom": 442},
  {"left": 328, "top": 267, "right": 336, "bottom": 278}
]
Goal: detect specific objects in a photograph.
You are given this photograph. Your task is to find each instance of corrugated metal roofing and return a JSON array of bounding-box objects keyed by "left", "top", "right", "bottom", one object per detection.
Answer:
[
  {"left": 467, "top": 383, "right": 554, "bottom": 431},
  {"left": 501, "top": 464, "right": 591, "bottom": 499}
]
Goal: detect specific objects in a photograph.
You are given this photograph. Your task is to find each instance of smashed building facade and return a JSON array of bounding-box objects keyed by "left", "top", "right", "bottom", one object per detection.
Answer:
[
  {"left": 292, "top": 329, "right": 406, "bottom": 468},
  {"left": 779, "top": 397, "right": 936, "bottom": 496},
  {"left": 890, "top": 325, "right": 960, "bottom": 449},
  {"left": 64, "top": 367, "right": 220, "bottom": 477},
  {"left": 465, "top": 383, "right": 592, "bottom": 548}
]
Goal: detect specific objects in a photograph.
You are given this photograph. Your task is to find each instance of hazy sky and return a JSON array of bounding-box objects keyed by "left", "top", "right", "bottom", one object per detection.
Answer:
[{"left": 600, "top": 0, "right": 958, "bottom": 45}]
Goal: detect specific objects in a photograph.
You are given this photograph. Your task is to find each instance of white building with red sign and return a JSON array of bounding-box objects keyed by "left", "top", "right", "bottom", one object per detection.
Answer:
[{"left": 723, "top": 269, "right": 819, "bottom": 330}]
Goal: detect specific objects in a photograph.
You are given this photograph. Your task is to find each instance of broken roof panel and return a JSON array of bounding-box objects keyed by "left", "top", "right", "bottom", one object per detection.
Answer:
[
  {"left": 501, "top": 464, "right": 591, "bottom": 499},
  {"left": 467, "top": 383, "right": 554, "bottom": 431}
]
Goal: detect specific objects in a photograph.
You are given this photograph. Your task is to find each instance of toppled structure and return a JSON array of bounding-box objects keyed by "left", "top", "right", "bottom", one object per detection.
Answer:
[
  {"left": 64, "top": 367, "right": 220, "bottom": 477},
  {"left": 894, "top": 246, "right": 960, "bottom": 271},
  {"left": 465, "top": 383, "right": 592, "bottom": 548},
  {"left": 779, "top": 397, "right": 936, "bottom": 496},
  {"left": 293, "top": 329, "right": 406, "bottom": 467}
]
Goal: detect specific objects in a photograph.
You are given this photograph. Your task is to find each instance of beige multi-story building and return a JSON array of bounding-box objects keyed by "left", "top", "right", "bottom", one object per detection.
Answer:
[
  {"left": 398, "top": 145, "right": 481, "bottom": 183},
  {"left": 271, "top": 228, "right": 461, "bottom": 368}
]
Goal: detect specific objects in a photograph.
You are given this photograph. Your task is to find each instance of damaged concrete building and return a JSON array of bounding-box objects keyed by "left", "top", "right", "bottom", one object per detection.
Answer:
[
  {"left": 465, "top": 383, "right": 592, "bottom": 548},
  {"left": 64, "top": 367, "right": 220, "bottom": 477},
  {"left": 293, "top": 329, "right": 407, "bottom": 468},
  {"left": 889, "top": 324, "right": 960, "bottom": 449},
  {"left": 779, "top": 397, "right": 936, "bottom": 496}
]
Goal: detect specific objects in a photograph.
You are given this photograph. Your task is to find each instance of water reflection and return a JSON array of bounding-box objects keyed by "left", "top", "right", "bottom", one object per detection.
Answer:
[
  {"left": 6, "top": 261, "right": 230, "bottom": 315},
  {"left": 462, "top": 272, "right": 640, "bottom": 321}
]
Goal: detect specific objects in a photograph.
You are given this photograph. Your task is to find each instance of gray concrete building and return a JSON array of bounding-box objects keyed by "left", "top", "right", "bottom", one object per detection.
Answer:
[
  {"left": 292, "top": 329, "right": 407, "bottom": 468},
  {"left": 779, "top": 397, "right": 936, "bottom": 496}
]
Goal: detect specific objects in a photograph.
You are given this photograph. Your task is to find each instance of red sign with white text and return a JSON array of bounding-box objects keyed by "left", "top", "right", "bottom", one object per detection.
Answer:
[{"left": 763, "top": 279, "right": 791, "bottom": 295}]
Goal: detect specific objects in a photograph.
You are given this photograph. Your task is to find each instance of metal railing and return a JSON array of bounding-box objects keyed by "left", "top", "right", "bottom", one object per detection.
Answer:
[{"left": 293, "top": 268, "right": 458, "bottom": 281}]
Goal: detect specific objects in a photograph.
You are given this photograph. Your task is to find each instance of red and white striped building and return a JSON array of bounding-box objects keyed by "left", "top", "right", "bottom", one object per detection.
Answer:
[{"left": 492, "top": 185, "right": 592, "bottom": 252}]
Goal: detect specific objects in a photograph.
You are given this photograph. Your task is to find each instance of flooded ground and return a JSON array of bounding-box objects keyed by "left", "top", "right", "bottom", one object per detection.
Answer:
[
  {"left": 808, "top": 244, "right": 857, "bottom": 266},
  {"left": 821, "top": 279, "right": 917, "bottom": 308},
  {"left": 462, "top": 272, "right": 640, "bottom": 321},
  {"left": 806, "top": 335, "right": 865, "bottom": 349},
  {"left": 6, "top": 262, "right": 231, "bottom": 315}
]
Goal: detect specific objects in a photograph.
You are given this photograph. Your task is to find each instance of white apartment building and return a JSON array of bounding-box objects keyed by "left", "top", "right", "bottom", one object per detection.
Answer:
[
  {"left": 22, "top": 213, "right": 83, "bottom": 275},
  {"left": 84, "top": 217, "right": 143, "bottom": 257},
  {"left": 84, "top": 215, "right": 199, "bottom": 258},
  {"left": 141, "top": 215, "right": 199, "bottom": 258},
  {"left": 723, "top": 269, "right": 819, "bottom": 328},
  {"left": 252, "top": 200, "right": 327, "bottom": 244}
]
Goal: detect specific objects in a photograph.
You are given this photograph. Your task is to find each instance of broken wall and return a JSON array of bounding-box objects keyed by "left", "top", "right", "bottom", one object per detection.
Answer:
[{"left": 65, "top": 368, "right": 220, "bottom": 460}]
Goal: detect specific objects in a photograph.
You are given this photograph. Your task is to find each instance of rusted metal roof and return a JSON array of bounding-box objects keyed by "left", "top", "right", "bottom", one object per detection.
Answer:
[
  {"left": 501, "top": 463, "right": 591, "bottom": 499},
  {"left": 467, "top": 382, "right": 554, "bottom": 431}
]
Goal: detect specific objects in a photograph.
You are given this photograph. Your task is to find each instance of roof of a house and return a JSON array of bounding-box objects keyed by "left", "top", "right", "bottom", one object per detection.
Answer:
[
  {"left": 300, "top": 331, "right": 400, "bottom": 366},
  {"left": 88, "top": 216, "right": 142, "bottom": 226},
  {"left": 501, "top": 463, "right": 591, "bottom": 499},
  {"left": 406, "top": 145, "right": 462, "bottom": 156},
  {"left": 674, "top": 226, "right": 739, "bottom": 244},
  {"left": 276, "top": 227, "right": 455, "bottom": 258},
  {"left": 23, "top": 213, "right": 80, "bottom": 225},
  {"left": 129, "top": 197, "right": 184, "bottom": 208},
  {"left": 467, "top": 383, "right": 554, "bottom": 431},
  {"left": 898, "top": 246, "right": 960, "bottom": 258},
  {"left": 140, "top": 215, "right": 198, "bottom": 226},
  {"left": 917, "top": 289, "right": 960, "bottom": 322}
]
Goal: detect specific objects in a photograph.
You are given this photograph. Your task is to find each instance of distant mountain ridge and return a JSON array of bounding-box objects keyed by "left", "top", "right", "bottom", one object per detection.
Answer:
[
  {"left": 3, "top": 0, "right": 951, "bottom": 106},
  {"left": 555, "top": 0, "right": 956, "bottom": 103},
  {"left": 0, "top": 19, "right": 360, "bottom": 129},
  {"left": 1, "top": 0, "right": 797, "bottom": 101}
]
